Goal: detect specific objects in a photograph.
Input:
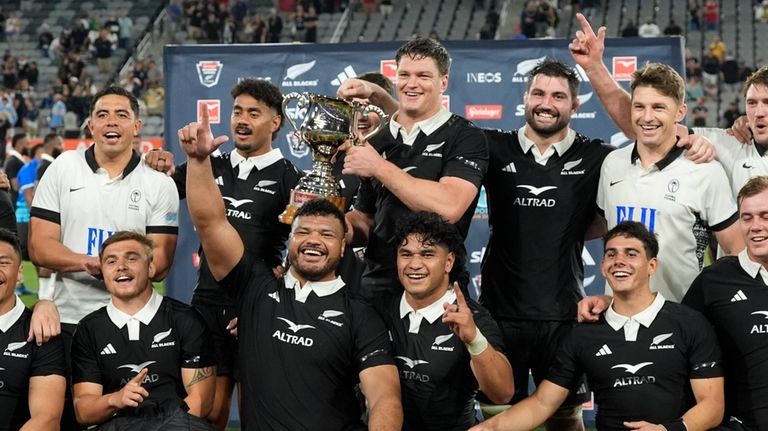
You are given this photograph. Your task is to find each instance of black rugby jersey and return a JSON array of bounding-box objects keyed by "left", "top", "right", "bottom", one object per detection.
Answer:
[
  {"left": 481, "top": 128, "right": 612, "bottom": 321},
  {"left": 684, "top": 256, "right": 768, "bottom": 429},
  {"left": 0, "top": 306, "right": 66, "bottom": 431},
  {"left": 549, "top": 301, "right": 721, "bottom": 430},
  {"left": 71, "top": 295, "right": 215, "bottom": 412},
  {"left": 173, "top": 153, "right": 302, "bottom": 306},
  {"left": 220, "top": 252, "right": 394, "bottom": 431},
  {"left": 356, "top": 114, "right": 488, "bottom": 297}
]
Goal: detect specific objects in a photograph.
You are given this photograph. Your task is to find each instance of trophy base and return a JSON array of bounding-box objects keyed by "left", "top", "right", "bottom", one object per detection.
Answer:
[{"left": 278, "top": 190, "right": 346, "bottom": 225}]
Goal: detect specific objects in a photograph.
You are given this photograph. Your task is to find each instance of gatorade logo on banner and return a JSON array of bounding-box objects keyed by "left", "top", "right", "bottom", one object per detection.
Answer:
[
  {"left": 612, "top": 56, "right": 637, "bottom": 81},
  {"left": 196, "top": 61, "right": 223, "bottom": 88}
]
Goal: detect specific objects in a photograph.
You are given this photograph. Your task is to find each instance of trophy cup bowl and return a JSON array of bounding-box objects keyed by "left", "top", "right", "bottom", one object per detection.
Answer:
[{"left": 279, "top": 92, "right": 388, "bottom": 224}]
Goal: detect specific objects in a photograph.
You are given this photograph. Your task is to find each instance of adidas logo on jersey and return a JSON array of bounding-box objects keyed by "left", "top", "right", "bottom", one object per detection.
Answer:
[
  {"left": 595, "top": 344, "right": 612, "bottom": 356},
  {"left": 649, "top": 333, "right": 674, "bottom": 350},
  {"left": 731, "top": 290, "right": 748, "bottom": 302},
  {"left": 431, "top": 333, "right": 455, "bottom": 352},
  {"left": 253, "top": 180, "right": 277, "bottom": 195},
  {"left": 151, "top": 328, "right": 175, "bottom": 348},
  {"left": 421, "top": 141, "right": 445, "bottom": 158},
  {"left": 317, "top": 310, "right": 344, "bottom": 327},
  {"left": 3, "top": 341, "right": 28, "bottom": 359},
  {"left": 268, "top": 291, "right": 280, "bottom": 303},
  {"left": 100, "top": 343, "right": 117, "bottom": 355},
  {"left": 501, "top": 162, "right": 516, "bottom": 173},
  {"left": 560, "top": 158, "right": 585, "bottom": 175}
]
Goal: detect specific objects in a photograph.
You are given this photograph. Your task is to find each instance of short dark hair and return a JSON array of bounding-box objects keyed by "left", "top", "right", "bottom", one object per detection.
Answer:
[
  {"left": 744, "top": 66, "right": 768, "bottom": 98},
  {"left": 29, "top": 143, "right": 45, "bottom": 158},
  {"left": 0, "top": 228, "right": 22, "bottom": 261},
  {"left": 527, "top": 58, "right": 581, "bottom": 100},
  {"left": 11, "top": 133, "right": 27, "bottom": 148},
  {"left": 293, "top": 199, "right": 346, "bottom": 234},
  {"left": 603, "top": 221, "right": 659, "bottom": 259},
  {"left": 99, "top": 230, "right": 154, "bottom": 262},
  {"left": 396, "top": 36, "right": 451, "bottom": 76},
  {"left": 738, "top": 175, "right": 768, "bottom": 210},
  {"left": 357, "top": 72, "right": 396, "bottom": 97},
  {"left": 630, "top": 63, "right": 685, "bottom": 105},
  {"left": 230, "top": 78, "right": 283, "bottom": 140},
  {"left": 43, "top": 132, "right": 60, "bottom": 147},
  {"left": 90, "top": 86, "right": 140, "bottom": 118},
  {"left": 392, "top": 211, "right": 466, "bottom": 281}
]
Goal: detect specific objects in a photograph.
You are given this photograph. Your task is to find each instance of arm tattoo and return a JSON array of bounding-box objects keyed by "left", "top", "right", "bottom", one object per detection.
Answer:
[{"left": 185, "top": 367, "right": 214, "bottom": 388}]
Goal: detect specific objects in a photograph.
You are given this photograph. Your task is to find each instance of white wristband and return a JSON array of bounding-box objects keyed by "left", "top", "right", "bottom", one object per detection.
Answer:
[
  {"left": 37, "top": 275, "right": 55, "bottom": 301},
  {"left": 466, "top": 327, "right": 489, "bottom": 356}
]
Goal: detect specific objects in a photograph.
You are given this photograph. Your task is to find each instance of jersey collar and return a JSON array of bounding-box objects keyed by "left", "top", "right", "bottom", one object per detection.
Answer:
[
  {"left": 8, "top": 149, "right": 24, "bottom": 163},
  {"left": 107, "top": 290, "right": 163, "bottom": 340},
  {"left": 399, "top": 288, "right": 456, "bottom": 333},
  {"left": 85, "top": 145, "right": 141, "bottom": 177},
  {"left": 389, "top": 107, "right": 452, "bottom": 147},
  {"left": 284, "top": 269, "right": 345, "bottom": 303},
  {"left": 517, "top": 125, "right": 576, "bottom": 165},
  {"left": 629, "top": 142, "right": 684, "bottom": 171},
  {"left": 738, "top": 249, "right": 768, "bottom": 285},
  {"left": 229, "top": 148, "right": 284, "bottom": 173},
  {"left": 605, "top": 292, "right": 666, "bottom": 341},
  {"left": 753, "top": 138, "right": 768, "bottom": 157},
  {"left": 41, "top": 153, "right": 55, "bottom": 163},
  {"left": 0, "top": 296, "right": 24, "bottom": 333}
]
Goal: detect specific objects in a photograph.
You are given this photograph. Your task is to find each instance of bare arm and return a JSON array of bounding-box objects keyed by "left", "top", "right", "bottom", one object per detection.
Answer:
[
  {"left": 21, "top": 374, "right": 66, "bottom": 431},
  {"left": 73, "top": 369, "right": 150, "bottom": 426},
  {"left": 342, "top": 143, "right": 478, "bottom": 223},
  {"left": 584, "top": 211, "right": 607, "bottom": 240},
  {"left": 29, "top": 217, "right": 100, "bottom": 275},
  {"left": 180, "top": 107, "right": 242, "bottom": 281},
  {"left": 146, "top": 232, "right": 177, "bottom": 281},
  {"left": 714, "top": 222, "right": 745, "bottom": 256},
  {"left": 569, "top": 13, "right": 634, "bottom": 137},
  {"left": 345, "top": 209, "right": 374, "bottom": 246},
  {"left": 181, "top": 366, "right": 216, "bottom": 418},
  {"left": 337, "top": 78, "right": 399, "bottom": 115},
  {"left": 359, "top": 364, "right": 402, "bottom": 431},
  {"left": 469, "top": 380, "right": 569, "bottom": 431}
]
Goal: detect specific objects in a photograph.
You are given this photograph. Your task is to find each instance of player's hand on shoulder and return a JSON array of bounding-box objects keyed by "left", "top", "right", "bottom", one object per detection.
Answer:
[
  {"left": 726, "top": 115, "right": 752, "bottom": 144},
  {"left": 677, "top": 132, "right": 716, "bottom": 164},
  {"left": 144, "top": 149, "right": 176, "bottom": 176},
  {"left": 577, "top": 294, "right": 611, "bottom": 323},
  {"left": 28, "top": 299, "right": 61, "bottom": 345},
  {"left": 82, "top": 256, "right": 102, "bottom": 279}
]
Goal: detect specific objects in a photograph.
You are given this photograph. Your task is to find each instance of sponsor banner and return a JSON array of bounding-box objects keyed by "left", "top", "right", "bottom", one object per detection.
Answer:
[{"left": 465, "top": 104, "right": 503, "bottom": 120}]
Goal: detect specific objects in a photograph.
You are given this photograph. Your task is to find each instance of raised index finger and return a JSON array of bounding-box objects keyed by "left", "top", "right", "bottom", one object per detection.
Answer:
[
  {"left": 575, "top": 13, "right": 596, "bottom": 38},
  {"left": 200, "top": 102, "right": 211, "bottom": 129},
  {"left": 453, "top": 282, "right": 469, "bottom": 308}
]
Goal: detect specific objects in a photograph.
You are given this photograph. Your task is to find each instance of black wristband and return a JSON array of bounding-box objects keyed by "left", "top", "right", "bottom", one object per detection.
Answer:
[{"left": 663, "top": 418, "right": 686, "bottom": 431}]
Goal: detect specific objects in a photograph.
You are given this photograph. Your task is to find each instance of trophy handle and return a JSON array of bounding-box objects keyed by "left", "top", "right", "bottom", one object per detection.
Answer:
[
  {"left": 282, "top": 92, "right": 308, "bottom": 137},
  {"left": 356, "top": 104, "right": 390, "bottom": 144}
]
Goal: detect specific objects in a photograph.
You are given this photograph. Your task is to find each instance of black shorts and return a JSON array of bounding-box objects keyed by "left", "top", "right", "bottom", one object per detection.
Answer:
[
  {"left": 192, "top": 303, "right": 238, "bottom": 377},
  {"left": 500, "top": 320, "right": 590, "bottom": 407}
]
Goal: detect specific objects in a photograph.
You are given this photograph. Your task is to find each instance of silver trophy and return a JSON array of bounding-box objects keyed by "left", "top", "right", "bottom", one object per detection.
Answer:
[{"left": 279, "top": 92, "right": 389, "bottom": 224}]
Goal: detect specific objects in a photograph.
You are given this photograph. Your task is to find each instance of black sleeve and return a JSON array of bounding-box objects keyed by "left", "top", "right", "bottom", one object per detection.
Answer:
[
  {"left": 218, "top": 251, "right": 272, "bottom": 301},
  {"left": 682, "top": 273, "right": 707, "bottom": 314},
  {"left": 178, "top": 308, "right": 217, "bottom": 369},
  {"left": 443, "top": 122, "right": 489, "bottom": 188},
  {"left": 350, "top": 298, "right": 396, "bottom": 371},
  {"left": 31, "top": 334, "right": 66, "bottom": 378},
  {"left": 0, "top": 190, "right": 16, "bottom": 235},
  {"left": 353, "top": 177, "right": 376, "bottom": 215},
  {"left": 546, "top": 327, "right": 583, "bottom": 391},
  {"left": 71, "top": 323, "right": 102, "bottom": 385},
  {"left": 171, "top": 161, "right": 188, "bottom": 200},
  {"left": 683, "top": 308, "right": 723, "bottom": 379}
]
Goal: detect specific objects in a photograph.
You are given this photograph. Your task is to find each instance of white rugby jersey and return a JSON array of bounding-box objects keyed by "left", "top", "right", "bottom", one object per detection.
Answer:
[
  {"left": 597, "top": 144, "right": 738, "bottom": 301},
  {"left": 30, "top": 147, "right": 179, "bottom": 324},
  {"left": 694, "top": 127, "right": 768, "bottom": 195}
]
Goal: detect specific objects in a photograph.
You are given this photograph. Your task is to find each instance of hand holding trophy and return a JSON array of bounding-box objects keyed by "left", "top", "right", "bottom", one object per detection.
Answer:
[{"left": 278, "top": 92, "right": 388, "bottom": 224}]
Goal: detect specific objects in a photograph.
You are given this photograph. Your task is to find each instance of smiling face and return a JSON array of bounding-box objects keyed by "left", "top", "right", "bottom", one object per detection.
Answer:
[
  {"left": 230, "top": 94, "right": 280, "bottom": 157},
  {"left": 396, "top": 55, "right": 447, "bottom": 123},
  {"left": 88, "top": 94, "right": 142, "bottom": 159},
  {"left": 101, "top": 239, "right": 155, "bottom": 302},
  {"left": 739, "top": 188, "right": 768, "bottom": 266},
  {"left": 397, "top": 234, "right": 454, "bottom": 307},
  {"left": 288, "top": 214, "right": 344, "bottom": 282},
  {"left": 746, "top": 83, "right": 768, "bottom": 145},
  {"left": 601, "top": 235, "right": 657, "bottom": 296},
  {"left": 0, "top": 240, "right": 22, "bottom": 315},
  {"left": 524, "top": 73, "right": 578, "bottom": 139},
  {"left": 630, "top": 85, "right": 686, "bottom": 151}
]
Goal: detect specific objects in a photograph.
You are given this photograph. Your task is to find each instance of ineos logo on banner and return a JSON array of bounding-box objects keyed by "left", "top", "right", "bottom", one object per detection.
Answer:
[{"left": 466, "top": 72, "right": 502, "bottom": 83}]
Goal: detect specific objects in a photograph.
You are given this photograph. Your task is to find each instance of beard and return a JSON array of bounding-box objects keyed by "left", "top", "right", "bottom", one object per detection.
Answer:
[
  {"left": 289, "top": 250, "right": 341, "bottom": 282},
  {"left": 524, "top": 106, "right": 571, "bottom": 138}
]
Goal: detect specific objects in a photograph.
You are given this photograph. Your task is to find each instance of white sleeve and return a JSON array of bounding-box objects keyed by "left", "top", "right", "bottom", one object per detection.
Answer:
[
  {"left": 693, "top": 127, "right": 742, "bottom": 179},
  {"left": 701, "top": 162, "right": 738, "bottom": 231},
  {"left": 30, "top": 154, "right": 65, "bottom": 221},
  {"left": 145, "top": 174, "right": 180, "bottom": 234},
  {"left": 596, "top": 154, "right": 610, "bottom": 215}
]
